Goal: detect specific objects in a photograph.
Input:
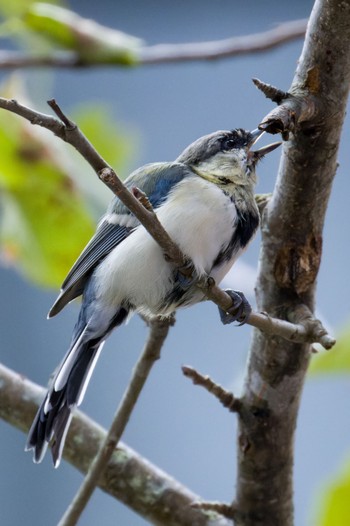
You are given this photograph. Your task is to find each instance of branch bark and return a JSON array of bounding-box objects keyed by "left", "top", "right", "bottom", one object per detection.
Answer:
[
  {"left": 0, "top": 19, "right": 307, "bottom": 68},
  {"left": 0, "top": 97, "right": 335, "bottom": 350},
  {"left": 58, "top": 317, "right": 173, "bottom": 526},
  {"left": 235, "top": 1, "right": 350, "bottom": 524},
  {"left": 0, "top": 363, "right": 230, "bottom": 526}
]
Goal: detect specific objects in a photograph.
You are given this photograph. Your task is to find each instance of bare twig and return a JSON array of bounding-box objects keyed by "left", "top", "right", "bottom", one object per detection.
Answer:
[
  {"left": 0, "top": 96, "right": 335, "bottom": 350},
  {"left": 252, "top": 78, "right": 289, "bottom": 104},
  {"left": 248, "top": 310, "right": 335, "bottom": 350},
  {"left": 58, "top": 317, "right": 173, "bottom": 526},
  {"left": 0, "top": 20, "right": 307, "bottom": 69},
  {"left": 139, "top": 20, "right": 307, "bottom": 64},
  {"left": 0, "top": 363, "right": 230, "bottom": 526},
  {"left": 253, "top": 77, "right": 317, "bottom": 137},
  {"left": 182, "top": 366, "right": 242, "bottom": 413}
]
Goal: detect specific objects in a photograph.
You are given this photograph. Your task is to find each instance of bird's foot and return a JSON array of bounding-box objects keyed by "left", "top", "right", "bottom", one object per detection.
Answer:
[
  {"left": 174, "top": 259, "right": 197, "bottom": 290},
  {"left": 218, "top": 290, "right": 251, "bottom": 326}
]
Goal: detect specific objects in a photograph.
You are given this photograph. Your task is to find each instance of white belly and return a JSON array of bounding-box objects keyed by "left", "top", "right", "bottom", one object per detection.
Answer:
[{"left": 94, "top": 177, "right": 238, "bottom": 316}]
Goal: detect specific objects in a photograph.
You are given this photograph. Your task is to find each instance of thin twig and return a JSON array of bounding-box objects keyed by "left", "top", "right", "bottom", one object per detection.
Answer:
[
  {"left": 0, "top": 97, "right": 335, "bottom": 349},
  {"left": 58, "top": 317, "right": 173, "bottom": 526},
  {"left": 182, "top": 365, "right": 242, "bottom": 413},
  {"left": 248, "top": 311, "right": 335, "bottom": 350},
  {"left": 139, "top": 19, "right": 307, "bottom": 64},
  {"left": 0, "top": 363, "right": 230, "bottom": 526},
  {"left": 0, "top": 20, "right": 307, "bottom": 69},
  {"left": 252, "top": 78, "right": 289, "bottom": 104}
]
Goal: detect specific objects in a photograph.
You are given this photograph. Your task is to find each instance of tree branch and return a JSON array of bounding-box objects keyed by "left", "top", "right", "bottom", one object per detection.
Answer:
[
  {"left": 235, "top": 1, "right": 350, "bottom": 524},
  {"left": 139, "top": 20, "right": 308, "bottom": 64},
  {"left": 253, "top": 77, "right": 317, "bottom": 138},
  {"left": 0, "top": 96, "right": 335, "bottom": 350},
  {"left": 182, "top": 365, "right": 242, "bottom": 413},
  {"left": 0, "top": 19, "right": 307, "bottom": 69},
  {"left": 58, "top": 317, "right": 173, "bottom": 526},
  {"left": 0, "top": 363, "right": 231, "bottom": 526},
  {"left": 192, "top": 501, "right": 238, "bottom": 521}
]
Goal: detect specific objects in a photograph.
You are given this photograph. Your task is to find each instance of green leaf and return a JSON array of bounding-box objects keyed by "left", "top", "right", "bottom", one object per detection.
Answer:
[
  {"left": 0, "top": 77, "right": 133, "bottom": 289},
  {"left": 72, "top": 104, "right": 134, "bottom": 178},
  {"left": 24, "top": 3, "right": 143, "bottom": 64},
  {"left": 309, "top": 327, "right": 350, "bottom": 375},
  {"left": 0, "top": 0, "right": 58, "bottom": 18},
  {"left": 0, "top": 106, "right": 95, "bottom": 287},
  {"left": 312, "top": 457, "right": 350, "bottom": 526}
]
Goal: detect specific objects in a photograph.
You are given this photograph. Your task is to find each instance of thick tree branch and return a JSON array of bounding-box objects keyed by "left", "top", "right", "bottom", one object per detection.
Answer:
[
  {"left": 235, "top": 1, "right": 350, "bottom": 524},
  {"left": 58, "top": 317, "right": 173, "bottom": 526},
  {"left": 0, "top": 20, "right": 307, "bottom": 69},
  {"left": 0, "top": 97, "right": 335, "bottom": 349},
  {"left": 0, "top": 363, "right": 230, "bottom": 526}
]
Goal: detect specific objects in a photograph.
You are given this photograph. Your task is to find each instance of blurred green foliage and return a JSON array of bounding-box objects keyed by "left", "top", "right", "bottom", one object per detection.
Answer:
[
  {"left": 24, "top": 3, "right": 142, "bottom": 64},
  {"left": 309, "top": 326, "right": 350, "bottom": 524},
  {"left": 0, "top": 0, "right": 59, "bottom": 18},
  {"left": 312, "top": 457, "right": 350, "bottom": 526},
  {"left": 309, "top": 327, "right": 350, "bottom": 375},
  {"left": 0, "top": 78, "right": 132, "bottom": 288}
]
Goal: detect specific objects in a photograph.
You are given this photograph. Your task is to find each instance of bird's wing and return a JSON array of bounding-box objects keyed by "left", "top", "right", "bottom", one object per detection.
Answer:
[{"left": 49, "top": 162, "right": 190, "bottom": 317}]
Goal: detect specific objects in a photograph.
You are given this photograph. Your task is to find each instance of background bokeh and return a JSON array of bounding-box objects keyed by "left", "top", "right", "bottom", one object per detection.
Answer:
[{"left": 1, "top": 1, "right": 350, "bottom": 525}]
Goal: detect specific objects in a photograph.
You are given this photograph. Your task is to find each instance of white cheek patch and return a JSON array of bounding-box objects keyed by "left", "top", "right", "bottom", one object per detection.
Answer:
[{"left": 197, "top": 151, "right": 248, "bottom": 179}]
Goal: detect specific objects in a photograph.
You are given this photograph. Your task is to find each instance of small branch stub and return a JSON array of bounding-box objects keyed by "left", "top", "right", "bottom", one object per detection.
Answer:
[
  {"left": 182, "top": 365, "right": 242, "bottom": 413},
  {"left": 253, "top": 77, "right": 317, "bottom": 138},
  {"left": 252, "top": 78, "right": 288, "bottom": 104},
  {"left": 131, "top": 186, "right": 153, "bottom": 212},
  {"left": 47, "top": 98, "right": 76, "bottom": 129}
]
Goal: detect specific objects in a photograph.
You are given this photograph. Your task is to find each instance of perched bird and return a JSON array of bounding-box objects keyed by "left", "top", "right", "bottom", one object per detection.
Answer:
[{"left": 26, "top": 128, "right": 280, "bottom": 467}]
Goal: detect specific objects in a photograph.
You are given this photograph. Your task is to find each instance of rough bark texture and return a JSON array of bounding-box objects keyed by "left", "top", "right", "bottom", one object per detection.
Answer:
[
  {"left": 0, "top": 364, "right": 230, "bottom": 526},
  {"left": 235, "top": 1, "right": 350, "bottom": 524}
]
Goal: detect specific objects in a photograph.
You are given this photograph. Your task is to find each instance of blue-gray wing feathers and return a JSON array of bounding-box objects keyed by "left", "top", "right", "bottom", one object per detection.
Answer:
[{"left": 49, "top": 162, "right": 190, "bottom": 317}]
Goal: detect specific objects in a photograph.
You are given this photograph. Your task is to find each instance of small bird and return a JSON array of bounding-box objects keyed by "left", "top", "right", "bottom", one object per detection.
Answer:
[{"left": 26, "top": 128, "right": 280, "bottom": 467}]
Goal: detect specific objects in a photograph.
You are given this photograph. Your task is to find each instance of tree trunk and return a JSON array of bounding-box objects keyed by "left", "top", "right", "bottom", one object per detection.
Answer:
[{"left": 235, "top": 0, "right": 350, "bottom": 524}]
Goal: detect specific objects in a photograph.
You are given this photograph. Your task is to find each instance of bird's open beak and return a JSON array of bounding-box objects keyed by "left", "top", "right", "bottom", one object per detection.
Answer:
[{"left": 248, "top": 128, "right": 282, "bottom": 161}]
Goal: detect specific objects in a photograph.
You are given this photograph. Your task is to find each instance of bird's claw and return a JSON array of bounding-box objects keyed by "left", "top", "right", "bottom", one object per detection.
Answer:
[
  {"left": 218, "top": 290, "right": 252, "bottom": 326},
  {"left": 175, "top": 259, "right": 196, "bottom": 290}
]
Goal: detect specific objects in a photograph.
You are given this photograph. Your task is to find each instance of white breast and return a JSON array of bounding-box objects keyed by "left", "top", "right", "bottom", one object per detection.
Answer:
[{"left": 94, "top": 176, "right": 237, "bottom": 316}]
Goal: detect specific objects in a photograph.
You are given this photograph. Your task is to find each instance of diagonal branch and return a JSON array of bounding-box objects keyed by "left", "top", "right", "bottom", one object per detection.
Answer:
[
  {"left": 182, "top": 365, "right": 242, "bottom": 413},
  {"left": 58, "top": 317, "right": 173, "bottom": 526},
  {"left": 0, "top": 363, "right": 230, "bottom": 526},
  {"left": 0, "top": 19, "right": 307, "bottom": 69},
  {"left": 0, "top": 96, "right": 335, "bottom": 349}
]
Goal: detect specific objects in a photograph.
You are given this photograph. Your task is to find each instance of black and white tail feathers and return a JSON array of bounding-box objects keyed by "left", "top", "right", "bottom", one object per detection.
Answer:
[
  {"left": 26, "top": 328, "right": 103, "bottom": 467},
  {"left": 26, "top": 308, "right": 128, "bottom": 467}
]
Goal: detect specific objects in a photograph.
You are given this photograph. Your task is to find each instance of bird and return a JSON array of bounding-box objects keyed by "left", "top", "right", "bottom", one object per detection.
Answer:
[{"left": 26, "top": 127, "right": 280, "bottom": 467}]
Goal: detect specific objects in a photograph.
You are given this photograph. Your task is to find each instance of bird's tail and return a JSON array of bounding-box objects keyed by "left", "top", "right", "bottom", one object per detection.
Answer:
[{"left": 26, "top": 325, "right": 105, "bottom": 468}]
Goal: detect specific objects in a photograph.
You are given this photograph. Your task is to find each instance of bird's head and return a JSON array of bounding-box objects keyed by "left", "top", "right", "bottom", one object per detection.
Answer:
[{"left": 176, "top": 128, "right": 281, "bottom": 187}]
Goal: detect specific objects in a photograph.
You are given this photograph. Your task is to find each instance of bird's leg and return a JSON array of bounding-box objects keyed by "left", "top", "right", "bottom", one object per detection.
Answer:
[
  {"left": 218, "top": 290, "right": 252, "bottom": 326},
  {"left": 174, "top": 258, "right": 197, "bottom": 290}
]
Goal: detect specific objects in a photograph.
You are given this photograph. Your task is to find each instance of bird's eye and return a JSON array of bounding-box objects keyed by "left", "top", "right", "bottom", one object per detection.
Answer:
[{"left": 221, "top": 138, "right": 236, "bottom": 151}]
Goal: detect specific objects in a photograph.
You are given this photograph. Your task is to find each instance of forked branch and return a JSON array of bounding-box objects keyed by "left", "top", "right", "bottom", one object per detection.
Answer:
[{"left": 0, "top": 96, "right": 335, "bottom": 350}]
